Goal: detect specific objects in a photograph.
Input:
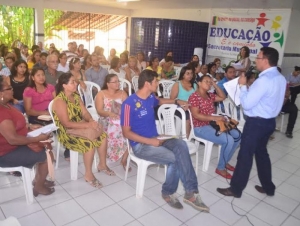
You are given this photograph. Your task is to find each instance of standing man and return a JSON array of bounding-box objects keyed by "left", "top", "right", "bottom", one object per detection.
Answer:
[
  {"left": 121, "top": 69, "right": 209, "bottom": 212},
  {"left": 217, "top": 47, "right": 286, "bottom": 197},
  {"left": 85, "top": 54, "right": 108, "bottom": 89}
]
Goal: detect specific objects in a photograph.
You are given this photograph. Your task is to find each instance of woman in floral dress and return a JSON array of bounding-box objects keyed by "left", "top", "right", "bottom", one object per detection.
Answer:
[{"left": 95, "top": 74, "right": 129, "bottom": 170}]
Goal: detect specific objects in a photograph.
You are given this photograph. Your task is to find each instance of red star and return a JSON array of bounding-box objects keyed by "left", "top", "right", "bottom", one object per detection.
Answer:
[{"left": 256, "top": 13, "right": 269, "bottom": 27}]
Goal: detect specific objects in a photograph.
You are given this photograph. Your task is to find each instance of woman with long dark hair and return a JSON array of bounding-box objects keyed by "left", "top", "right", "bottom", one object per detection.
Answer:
[
  {"left": 235, "top": 46, "right": 251, "bottom": 77},
  {"left": 23, "top": 68, "right": 55, "bottom": 124},
  {"left": 5, "top": 59, "right": 30, "bottom": 113}
]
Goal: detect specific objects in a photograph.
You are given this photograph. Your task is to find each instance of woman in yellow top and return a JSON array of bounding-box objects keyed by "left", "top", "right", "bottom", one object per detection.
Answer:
[
  {"left": 52, "top": 73, "right": 115, "bottom": 189},
  {"left": 146, "top": 56, "right": 164, "bottom": 79}
]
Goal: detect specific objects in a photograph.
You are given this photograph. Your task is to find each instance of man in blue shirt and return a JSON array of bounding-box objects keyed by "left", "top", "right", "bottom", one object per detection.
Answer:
[
  {"left": 217, "top": 66, "right": 236, "bottom": 96},
  {"left": 217, "top": 47, "right": 286, "bottom": 198},
  {"left": 121, "top": 69, "right": 209, "bottom": 212},
  {"left": 85, "top": 54, "right": 108, "bottom": 88}
]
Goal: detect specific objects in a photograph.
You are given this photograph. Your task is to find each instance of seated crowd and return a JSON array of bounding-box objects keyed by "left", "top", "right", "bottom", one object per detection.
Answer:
[{"left": 0, "top": 42, "right": 298, "bottom": 211}]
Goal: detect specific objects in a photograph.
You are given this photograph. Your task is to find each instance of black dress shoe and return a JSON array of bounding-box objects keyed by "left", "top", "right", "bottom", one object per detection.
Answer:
[
  {"left": 285, "top": 132, "right": 293, "bottom": 138},
  {"left": 217, "top": 187, "right": 241, "bottom": 198},
  {"left": 254, "top": 185, "right": 274, "bottom": 196}
]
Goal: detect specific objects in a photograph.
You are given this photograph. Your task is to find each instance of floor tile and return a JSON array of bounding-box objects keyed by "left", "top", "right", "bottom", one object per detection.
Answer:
[
  {"left": 0, "top": 181, "right": 28, "bottom": 204},
  {"left": 18, "top": 210, "right": 55, "bottom": 226},
  {"left": 75, "top": 189, "right": 114, "bottom": 214},
  {"left": 273, "top": 160, "right": 299, "bottom": 173},
  {"left": 185, "top": 212, "right": 228, "bottom": 226},
  {"left": 249, "top": 201, "right": 288, "bottom": 226},
  {"left": 281, "top": 216, "right": 300, "bottom": 226},
  {"left": 210, "top": 199, "right": 244, "bottom": 225},
  {"left": 233, "top": 214, "right": 270, "bottom": 226},
  {"left": 61, "top": 177, "right": 98, "bottom": 198},
  {"left": 64, "top": 215, "right": 99, "bottom": 226},
  {"left": 138, "top": 208, "right": 182, "bottom": 226},
  {"left": 285, "top": 174, "right": 300, "bottom": 189},
  {"left": 263, "top": 192, "right": 299, "bottom": 214},
  {"left": 143, "top": 184, "right": 167, "bottom": 206},
  {"left": 125, "top": 174, "right": 160, "bottom": 191},
  {"left": 201, "top": 178, "right": 231, "bottom": 198},
  {"left": 291, "top": 204, "right": 300, "bottom": 220},
  {"left": 0, "top": 196, "right": 41, "bottom": 219},
  {"left": 223, "top": 192, "right": 261, "bottom": 212},
  {"left": 0, "top": 209, "right": 5, "bottom": 220},
  {"left": 277, "top": 183, "right": 300, "bottom": 202},
  {"left": 119, "top": 195, "right": 158, "bottom": 218},
  {"left": 279, "top": 154, "right": 300, "bottom": 167},
  {"left": 101, "top": 181, "right": 136, "bottom": 202},
  {"left": 44, "top": 199, "right": 87, "bottom": 226},
  {"left": 0, "top": 174, "right": 21, "bottom": 187},
  {"left": 197, "top": 187, "right": 221, "bottom": 207},
  {"left": 35, "top": 184, "right": 72, "bottom": 208},
  {"left": 91, "top": 204, "right": 134, "bottom": 226},
  {"left": 125, "top": 220, "right": 144, "bottom": 226}
]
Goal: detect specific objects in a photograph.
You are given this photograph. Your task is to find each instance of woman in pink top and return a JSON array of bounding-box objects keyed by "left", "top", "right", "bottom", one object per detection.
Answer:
[{"left": 23, "top": 68, "right": 55, "bottom": 124}]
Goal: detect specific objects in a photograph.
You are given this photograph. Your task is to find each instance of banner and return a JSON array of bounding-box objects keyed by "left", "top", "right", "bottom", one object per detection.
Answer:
[{"left": 207, "top": 9, "right": 291, "bottom": 64}]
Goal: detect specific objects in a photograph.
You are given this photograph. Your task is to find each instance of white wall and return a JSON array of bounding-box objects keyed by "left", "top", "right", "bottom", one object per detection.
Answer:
[
  {"left": 131, "top": 8, "right": 211, "bottom": 22},
  {"left": 281, "top": 9, "right": 300, "bottom": 76}
]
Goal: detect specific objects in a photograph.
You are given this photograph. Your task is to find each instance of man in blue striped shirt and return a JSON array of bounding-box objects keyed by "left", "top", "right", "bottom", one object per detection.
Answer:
[{"left": 217, "top": 47, "right": 286, "bottom": 198}]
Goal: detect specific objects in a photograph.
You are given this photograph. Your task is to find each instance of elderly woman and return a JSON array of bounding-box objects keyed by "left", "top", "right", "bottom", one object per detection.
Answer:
[
  {"left": 23, "top": 68, "right": 55, "bottom": 125},
  {"left": 188, "top": 75, "right": 241, "bottom": 179},
  {"left": 52, "top": 73, "right": 114, "bottom": 189},
  {"left": 0, "top": 76, "right": 54, "bottom": 196},
  {"left": 95, "top": 74, "right": 129, "bottom": 170}
]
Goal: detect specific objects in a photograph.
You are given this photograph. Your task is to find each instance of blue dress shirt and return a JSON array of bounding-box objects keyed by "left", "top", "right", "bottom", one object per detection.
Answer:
[{"left": 240, "top": 67, "right": 286, "bottom": 118}]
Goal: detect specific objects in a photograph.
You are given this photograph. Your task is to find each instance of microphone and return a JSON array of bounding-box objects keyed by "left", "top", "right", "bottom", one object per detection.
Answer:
[{"left": 245, "top": 66, "right": 255, "bottom": 79}]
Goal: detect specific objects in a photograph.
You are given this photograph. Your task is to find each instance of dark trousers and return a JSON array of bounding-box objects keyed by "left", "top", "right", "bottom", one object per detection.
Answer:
[
  {"left": 290, "top": 86, "right": 300, "bottom": 104},
  {"left": 281, "top": 100, "right": 298, "bottom": 133},
  {"left": 230, "top": 117, "right": 276, "bottom": 197}
]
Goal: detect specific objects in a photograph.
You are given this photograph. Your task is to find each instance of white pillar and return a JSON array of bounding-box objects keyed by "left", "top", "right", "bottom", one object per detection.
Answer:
[{"left": 34, "top": 1, "right": 44, "bottom": 45}]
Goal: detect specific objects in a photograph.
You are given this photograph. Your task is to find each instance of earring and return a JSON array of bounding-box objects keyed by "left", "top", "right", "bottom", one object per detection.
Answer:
[{"left": 1, "top": 96, "right": 3, "bottom": 101}]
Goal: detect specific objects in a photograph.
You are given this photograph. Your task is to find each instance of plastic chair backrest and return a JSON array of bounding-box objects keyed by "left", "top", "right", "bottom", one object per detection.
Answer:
[
  {"left": 157, "top": 104, "right": 187, "bottom": 140},
  {"left": 132, "top": 76, "right": 139, "bottom": 92},
  {"left": 78, "top": 81, "right": 101, "bottom": 108},
  {"left": 157, "top": 80, "right": 175, "bottom": 98},
  {"left": 119, "top": 78, "right": 132, "bottom": 96}
]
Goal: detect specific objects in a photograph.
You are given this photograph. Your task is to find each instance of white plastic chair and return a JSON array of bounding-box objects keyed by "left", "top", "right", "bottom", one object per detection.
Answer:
[
  {"left": 0, "top": 216, "right": 21, "bottom": 226},
  {"left": 0, "top": 166, "right": 34, "bottom": 204},
  {"left": 101, "top": 65, "right": 110, "bottom": 71},
  {"left": 188, "top": 109, "right": 221, "bottom": 172},
  {"left": 132, "top": 76, "right": 139, "bottom": 92},
  {"left": 222, "top": 97, "right": 245, "bottom": 131},
  {"left": 124, "top": 139, "right": 158, "bottom": 198},
  {"left": 48, "top": 100, "right": 97, "bottom": 180},
  {"left": 157, "top": 104, "right": 199, "bottom": 175},
  {"left": 119, "top": 77, "right": 132, "bottom": 96},
  {"left": 279, "top": 112, "right": 286, "bottom": 132},
  {"left": 78, "top": 81, "right": 101, "bottom": 108},
  {"left": 157, "top": 80, "right": 175, "bottom": 98}
]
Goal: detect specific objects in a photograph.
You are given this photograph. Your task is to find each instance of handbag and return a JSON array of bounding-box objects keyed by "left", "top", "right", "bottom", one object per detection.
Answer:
[
  {"left": 27, "top": 142, "right": 45, "bottom": 152},
  {"left": 66, "top": 127, "right": 103, "bottom": 141},
  {"left": 209, "top": 115, "right": 240, "bottom": 136}
]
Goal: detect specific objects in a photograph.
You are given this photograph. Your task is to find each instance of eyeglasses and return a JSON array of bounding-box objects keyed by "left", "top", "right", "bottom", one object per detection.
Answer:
[
  {"left": 109, "top": 80, "right": 120, "bottom": 83},
  {"left": 1, "top": 87, "right": 13, "bottom": 91}
]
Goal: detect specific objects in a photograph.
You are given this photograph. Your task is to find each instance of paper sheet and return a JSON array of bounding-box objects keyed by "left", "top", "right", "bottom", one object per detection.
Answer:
[
  {"left": 231, "top": 62, "right": 244, "bottom": 70},
  {"left": 27, "top": 123, "right": 58, "bottom": 137},
  {"left": 223, "top": 77, "right": 241, "bottom": 106}
]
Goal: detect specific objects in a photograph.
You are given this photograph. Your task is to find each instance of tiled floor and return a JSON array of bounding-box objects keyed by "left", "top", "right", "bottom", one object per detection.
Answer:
[{"left": 1, "top": 108, "right": 300, "bottom": 225}]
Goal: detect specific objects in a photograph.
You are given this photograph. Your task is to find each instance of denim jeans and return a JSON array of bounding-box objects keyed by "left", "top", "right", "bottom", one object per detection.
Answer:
[
  {"left": 132, "top": 138, "right": 198, "bottom": 195},
  {"left": 194, "top": 125, "right": 241, "bottom": 170},
  {"left": 13, "top": 100, "right": 25, "bottom": 113}
]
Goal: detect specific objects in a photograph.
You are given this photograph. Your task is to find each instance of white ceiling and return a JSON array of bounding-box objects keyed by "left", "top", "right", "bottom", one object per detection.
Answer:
[{"left": 63, "top": 0, "right": 300, "bottom": 10}]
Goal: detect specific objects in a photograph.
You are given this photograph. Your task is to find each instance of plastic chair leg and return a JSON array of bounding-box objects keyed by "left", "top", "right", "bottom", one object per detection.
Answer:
[
  {"left": 70, "top": 150, "right": 78, "bottom": 180},
  {"left": 22, "top": 167, "right": 34, "bottom": 204},
  {"left": 124, "top": 154, "right": 131, "bottom": 181},
  {"left": 202, "top": 142, "right": 213, "bottom": 172},
  {"left": 280, "top": 115, "right": 285, "bottom": 132},
  {"left": 136, "top": 162, "right": 148, "bottom": 198}
]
